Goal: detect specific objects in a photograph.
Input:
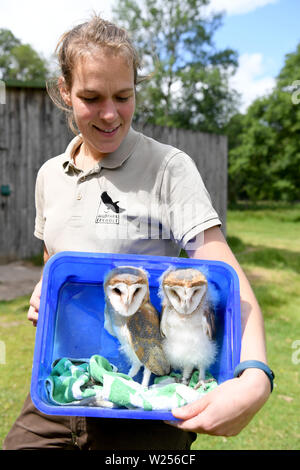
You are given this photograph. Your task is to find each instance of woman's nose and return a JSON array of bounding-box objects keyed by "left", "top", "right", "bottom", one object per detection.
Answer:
[{"left": 99, "top": 100, "right": 118, "bottom": 122}]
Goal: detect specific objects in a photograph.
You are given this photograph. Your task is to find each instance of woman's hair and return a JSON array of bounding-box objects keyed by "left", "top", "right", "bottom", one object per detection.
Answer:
[{"left": 47, "top": 14, "right": 142, "bottom": 135}]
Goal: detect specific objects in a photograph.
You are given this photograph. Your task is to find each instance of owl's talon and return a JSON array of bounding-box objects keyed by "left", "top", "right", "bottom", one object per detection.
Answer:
[
  {"left": 194, "top": 378, "right": 215, "bottom": 390},
  {"left": 181, "top": 378, "right": 189, "bottom": 386},
  {"left": 194, "top": 379, "right": 205, "bottom": 390},
  {"left": 173, "top": 376, "right": 182, "bottom": 384}
]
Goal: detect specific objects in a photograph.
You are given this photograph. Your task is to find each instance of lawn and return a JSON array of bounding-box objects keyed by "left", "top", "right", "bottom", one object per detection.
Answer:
[
  {"left": 192, "top": 202, "right": 300, "bottom": 450},
  {"left": 0, "top": 295, "right": 36, "bottom": 447},
  {"left": 0, "top": 202, "right": 299, "bottom": 450}
]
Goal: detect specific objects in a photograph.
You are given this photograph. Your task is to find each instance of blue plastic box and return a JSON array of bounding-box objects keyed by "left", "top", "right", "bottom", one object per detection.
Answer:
[{"left": 31, "top": 251, "right": 241, "bottom": 420}]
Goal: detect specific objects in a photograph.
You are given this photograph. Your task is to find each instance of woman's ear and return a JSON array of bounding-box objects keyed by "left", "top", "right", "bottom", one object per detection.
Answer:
[{"left": 58, "top": 76, "right": 72, "bottom": 107}]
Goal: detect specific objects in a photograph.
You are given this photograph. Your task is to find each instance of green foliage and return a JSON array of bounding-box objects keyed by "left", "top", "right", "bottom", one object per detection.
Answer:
[
  {"left": 0, "top": 29, "right": 21, "bottom": 78},
  {"left": 0, "top": 28, "right": 49, "bottom": 83},
  {"left": 226, "top": 44, "right": 300, "bottom": 202},
  {"left": 113, "top": 0, "right": 240, "bottom": 133}
]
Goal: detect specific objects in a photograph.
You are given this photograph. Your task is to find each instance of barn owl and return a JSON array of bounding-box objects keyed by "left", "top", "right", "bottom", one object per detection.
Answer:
[
  {"left": 159, "top": 267, "right": 217, "bottom": 389},
  {"left": 103, "top": 266, "right": 170, "bottom": 387}
]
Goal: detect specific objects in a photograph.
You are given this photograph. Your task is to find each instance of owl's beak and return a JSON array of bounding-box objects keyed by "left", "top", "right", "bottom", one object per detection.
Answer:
[
  {"left": 123, "top": 294, "right": 132, "bottom": 310},
  {"left": 183, "top": 303, "right": 190, "bottom": 314}
]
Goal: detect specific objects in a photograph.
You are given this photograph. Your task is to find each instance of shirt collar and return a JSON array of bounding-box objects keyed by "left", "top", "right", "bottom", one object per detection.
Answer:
[{"left": 62, "top": 127, "right": 140, "bottom": 173}]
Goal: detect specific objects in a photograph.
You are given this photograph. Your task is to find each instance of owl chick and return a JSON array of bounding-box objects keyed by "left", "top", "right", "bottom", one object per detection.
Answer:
[
  {"left": 103, "top": 266, "right": 170, "bottom": 387},
  {"left": 159, "top": 267, "right": 217, "bottom": 389}
]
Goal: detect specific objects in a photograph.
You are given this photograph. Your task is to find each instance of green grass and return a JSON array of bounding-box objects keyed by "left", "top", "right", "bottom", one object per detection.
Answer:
[
  {"left": 0, "top": 296, "right": 36, "bottom": 447},
  {"left": 192, "top": 202, "right": 300, "bottom": 450},
  {"left": 1, "top": 202, "right": 300, "bottom": 449}
]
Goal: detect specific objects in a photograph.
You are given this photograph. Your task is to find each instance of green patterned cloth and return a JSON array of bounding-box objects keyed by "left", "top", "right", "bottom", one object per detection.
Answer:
[{"left": 45, "top": 355, "right": 217, "bottom": 411}]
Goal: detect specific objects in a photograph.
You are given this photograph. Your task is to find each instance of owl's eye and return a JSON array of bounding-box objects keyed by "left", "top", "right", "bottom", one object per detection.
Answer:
[
  {"left": 113, "top": 287, "right": 122, "bottom": 295},
  {"left": 171, "top": 290, "right": 180, "bottom": 301},
  {"left": 192, "top": 288, "right": 200, "bottom": 298},
  {"left": 133, "top": 287, "right": 141, "bottom": 296}
]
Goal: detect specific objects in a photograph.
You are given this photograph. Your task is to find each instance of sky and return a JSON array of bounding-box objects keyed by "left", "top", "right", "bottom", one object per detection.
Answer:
[{"left": 1, "top": 0, "right": 300, "bottom": 113}]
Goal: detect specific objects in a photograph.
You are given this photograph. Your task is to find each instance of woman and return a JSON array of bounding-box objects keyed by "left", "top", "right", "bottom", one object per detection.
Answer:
[{"left": 3, "top": 15, "right": 273, "bottom": 450}]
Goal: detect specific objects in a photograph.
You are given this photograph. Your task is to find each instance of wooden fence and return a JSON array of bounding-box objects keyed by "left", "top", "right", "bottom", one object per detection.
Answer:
[{"left": 0, "top": 85, "right": 227, "bottom": 262}]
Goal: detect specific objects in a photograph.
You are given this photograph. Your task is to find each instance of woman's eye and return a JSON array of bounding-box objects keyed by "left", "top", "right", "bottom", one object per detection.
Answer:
[
  {"left": 81, "top": 97, "right": 97, "bottom": 102},
  {"left": 116, "top": 96, "right": 129, "bottom": 102}
]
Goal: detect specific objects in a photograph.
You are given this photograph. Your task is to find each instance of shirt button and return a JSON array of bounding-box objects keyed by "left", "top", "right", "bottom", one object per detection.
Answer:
[{"left": 77, "top": 193, "right": 82, "bottom": 200}]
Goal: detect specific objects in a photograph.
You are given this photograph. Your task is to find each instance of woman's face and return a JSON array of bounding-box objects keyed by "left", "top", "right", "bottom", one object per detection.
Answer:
[{"left": 61, "top": 49, "right": 136, "bottom": 160}]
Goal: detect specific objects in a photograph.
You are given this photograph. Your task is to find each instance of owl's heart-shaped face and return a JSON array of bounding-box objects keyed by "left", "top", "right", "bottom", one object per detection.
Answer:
[
  {"left": 164, "top": 284, "right": 207, "bottom": 315},
  {"left": 107, "top": 282, "right": 148, "bottom": 317}
]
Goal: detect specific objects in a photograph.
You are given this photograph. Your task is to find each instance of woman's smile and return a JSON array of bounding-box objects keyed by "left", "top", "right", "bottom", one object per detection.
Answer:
[{"left": 92, "top": 123, "right": 121, "bottom": 136}]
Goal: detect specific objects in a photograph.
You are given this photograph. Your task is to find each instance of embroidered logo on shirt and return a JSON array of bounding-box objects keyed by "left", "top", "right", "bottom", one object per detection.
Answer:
[{"left": 95, "top": 191, "right": 125, "bottom": 224}]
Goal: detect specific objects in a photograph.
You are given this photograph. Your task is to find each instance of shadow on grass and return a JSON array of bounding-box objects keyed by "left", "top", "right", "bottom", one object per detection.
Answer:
[
  {"left": 227, "top": 235, "right": 300, "bottom": 317},
  {"left": 252, "top": 284, "right": 287, "bottom": 316},
  {"left": 0, "top": 296, "right": 30, "bottom": 315},
  {"left": 227, "top": 236, "right": 300, "bottom": 274},
  {"left": 228, "top": 201, "right": 300, "bottom": 212}
]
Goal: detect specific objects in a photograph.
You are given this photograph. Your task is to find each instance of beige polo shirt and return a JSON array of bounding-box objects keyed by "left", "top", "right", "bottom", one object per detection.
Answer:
[{"left": 34, "top": 127, "right": 221, "bottom": 257}]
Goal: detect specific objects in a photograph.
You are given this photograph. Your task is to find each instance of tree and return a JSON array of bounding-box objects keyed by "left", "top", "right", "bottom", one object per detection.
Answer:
[
  {"left": 0, "top": 29, "right": 21, "bottom": 80},
  {"left": 0, "top": 28, "right": 49, "bottom": 83},
  {"left": 227, "top": 44, "right": 300, "bottom": 202},
  {"left": 228, "top": 98, "right": 278, "bottom": 201},
  {"left": 113, "top": 0, "right": 240, "bottom": 133}
]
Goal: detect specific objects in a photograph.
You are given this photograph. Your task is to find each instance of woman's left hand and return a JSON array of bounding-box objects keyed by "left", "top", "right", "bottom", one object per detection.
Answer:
[{"left": 167, "top": 369, "right": 271, "bottom": 436}]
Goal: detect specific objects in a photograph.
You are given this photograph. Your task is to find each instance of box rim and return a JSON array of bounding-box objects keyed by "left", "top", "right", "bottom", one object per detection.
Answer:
[{"left": 31, "top": 251, "right": 241, "bottom": 419}]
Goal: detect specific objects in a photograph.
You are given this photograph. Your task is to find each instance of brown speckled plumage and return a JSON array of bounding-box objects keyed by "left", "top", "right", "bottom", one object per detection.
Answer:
[{"left": 127, "top": 303, "right": 170, "bottom": 376}]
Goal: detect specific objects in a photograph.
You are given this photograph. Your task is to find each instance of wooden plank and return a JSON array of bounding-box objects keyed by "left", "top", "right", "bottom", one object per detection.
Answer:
[{"left": 0, "top": 88, "right": 227, "bottom": 260}]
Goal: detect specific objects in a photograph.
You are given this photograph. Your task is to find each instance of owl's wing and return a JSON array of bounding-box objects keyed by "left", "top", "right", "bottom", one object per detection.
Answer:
[
  {"left": 127, "top": 303, "right": 170, "bottom": 376},
  {"left": 203, "top": 303, "right": 216, "bottom": 340}
]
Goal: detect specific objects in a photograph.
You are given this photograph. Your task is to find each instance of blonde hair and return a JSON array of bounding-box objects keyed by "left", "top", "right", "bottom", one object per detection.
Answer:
[{"left": 47, "top": 14, "right": 142, "bottom": 134}]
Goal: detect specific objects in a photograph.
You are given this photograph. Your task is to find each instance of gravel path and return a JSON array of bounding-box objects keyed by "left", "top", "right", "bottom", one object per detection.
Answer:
[{"left": 0, "top": 261, "right": 42, "bottom": 301}]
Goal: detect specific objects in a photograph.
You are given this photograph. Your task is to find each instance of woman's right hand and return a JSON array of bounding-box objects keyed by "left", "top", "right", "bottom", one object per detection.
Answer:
[{"left": 27, "top": 279, "right": 43, "bottom": 327}]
